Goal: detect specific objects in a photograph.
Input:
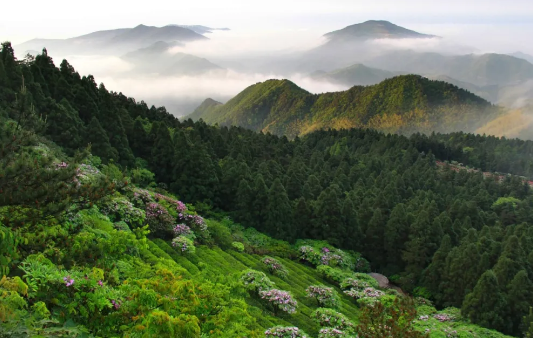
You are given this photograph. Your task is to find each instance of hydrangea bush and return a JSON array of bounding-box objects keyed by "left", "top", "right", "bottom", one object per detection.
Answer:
[
  {"left": 262, "top": 256, "right": 289, "bottom": 279},
  {"left": 259, "top": 289, "right": 298, "bottom": 314},
  {"left": 100, "top": 196, "right": 146, "bottom": 228},
  {"left": 265, "top": 326, "right": 308, "bottom": 337},
  {"left": 305, "top": 285, "right": 339, "bottom": 308}
]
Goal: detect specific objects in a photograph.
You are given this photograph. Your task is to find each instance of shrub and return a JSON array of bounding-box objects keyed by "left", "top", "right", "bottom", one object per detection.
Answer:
[
  {"left": 171, "top": 236, "right": 195, "bottom": 254},
  {"left": 317, "top": 265, "right": 354, "bottom": 284},
  {"left": 265, "top": 326, "right": 308, "bottom": 337},
  {"left": 100, "top": 195, "right": 146, "bottom": 228},
  {"left": 318, "top": 328, "right": 357, "bottom": 338},
  {"left": 262, "top": 256, "right": 289, "bottom": 279},
  {"left": 130, "top": 168, "right": 156, "bottom": 188},
  {"left": 306, "top": 285, "right": 339, "bottom": 308},
  {"left": 232, "top": 242, "right": 245, "bottom": 252},
  {"left": 313, "top": 308, "right": 356, "bottom": 332},
  {"left": 259, "top": 289, "right": 298, "bottom": 314},
  {"left": 340, "top": 274, "right": 379, "bottom": 290},
  {"left": 146, "top": 202, "right": 175, "bottom": 237},
  {"left": 241, "top": 269, "right": 275, "bottom": 293}
]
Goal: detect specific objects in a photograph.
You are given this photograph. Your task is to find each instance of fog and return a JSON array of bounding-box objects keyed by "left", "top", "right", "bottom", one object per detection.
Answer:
[{"left": 13, "top": 21, "right": 533, "bottom": 117}]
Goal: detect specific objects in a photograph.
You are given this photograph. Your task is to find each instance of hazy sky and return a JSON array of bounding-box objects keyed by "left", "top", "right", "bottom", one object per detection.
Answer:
[{"left": 2, "top": 0, "right": 533, "bottom": 53}]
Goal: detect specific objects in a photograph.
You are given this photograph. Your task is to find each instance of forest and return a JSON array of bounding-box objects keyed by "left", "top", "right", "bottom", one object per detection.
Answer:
[{"left": 2, "top": 42, "right": 533, "bottom": 337}]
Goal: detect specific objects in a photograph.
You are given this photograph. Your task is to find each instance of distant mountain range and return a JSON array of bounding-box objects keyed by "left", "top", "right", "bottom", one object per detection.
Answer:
[
  {"left": 16, "top": 24, "right": 209, "bottom": 56},
  {"left": 190, "top": 75, "right": 500, "bottom": 138},
  {"left": 168, "top": 25, "right": 230, "bottom": 35},
  {"left": 122, "top": 41, "right": 223, "bottom": 76},
  {"left": 366, "top": 51, "right": 533, "bottom": 87},
  {"left": 323, "top": 20, "right": 437, "bottom": 44},
  {"left": 311, "top": 63, "right": 401, "bottom": 86}
]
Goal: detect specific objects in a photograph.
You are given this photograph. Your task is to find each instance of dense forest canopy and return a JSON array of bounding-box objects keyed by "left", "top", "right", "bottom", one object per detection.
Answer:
[{"left": 2, "top": 42, "right": 533, "bottom": 337}]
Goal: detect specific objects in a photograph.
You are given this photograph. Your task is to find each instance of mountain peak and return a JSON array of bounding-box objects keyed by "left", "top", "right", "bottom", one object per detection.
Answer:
[{"left": 324, "top": 20, "right": 437, "bottom": 42}]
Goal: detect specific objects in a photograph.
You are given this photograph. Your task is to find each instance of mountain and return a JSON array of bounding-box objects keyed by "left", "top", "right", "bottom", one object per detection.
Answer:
[
  {"left": 122, "top": 41, "right": 223, "bottom": 75},
  {"left": 190, "top": 75, "right": 499, "bottom": 138},
  {"left": 311, "top": 63, "right": 400, "bottom": 86},
  {"left": 16, "top": 24, "right": 207, "bottom": 55},
  {"left": 323, "top": 20, "right": 437, "bottom": 44},
  {"left": 367, "top": 51, "right": 533, "bottom": 87},
  {"left": 477, "top": 108, "right": 533, "bottom": 140},
  {"left": 509, "top": 51, "right": 533, "bottom": 64},
  {"left": 168, "top": 24, "right": 230, "bottom": 34}
]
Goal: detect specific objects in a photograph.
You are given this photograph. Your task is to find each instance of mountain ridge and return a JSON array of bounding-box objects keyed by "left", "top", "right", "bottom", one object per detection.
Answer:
[{"left": 190, "top": 75, "right": 500, "bottom": 138}]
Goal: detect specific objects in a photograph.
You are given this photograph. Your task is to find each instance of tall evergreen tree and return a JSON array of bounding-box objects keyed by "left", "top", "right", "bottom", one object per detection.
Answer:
[
  {"left": 462, "top": 270, "right": 507, "bottom": 332},
  {"left": 265, "top": 178, "right": 292, "bottom": 239},
  {"left": 85, "top": 117, "right": 118, "bottom": 162}
]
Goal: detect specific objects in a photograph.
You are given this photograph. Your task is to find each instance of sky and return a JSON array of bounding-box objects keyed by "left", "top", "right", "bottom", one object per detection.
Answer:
[{"left": 1, "top": 0, "right": 533, "bottom": 54}]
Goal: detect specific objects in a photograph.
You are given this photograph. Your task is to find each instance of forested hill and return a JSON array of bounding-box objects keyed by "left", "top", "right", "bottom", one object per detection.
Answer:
[
  {"left": 190, "top": 75, "right": 500, "bottom": 138},
  {"left": 3, "top": 42, "right": 533, "bottom": 337}
]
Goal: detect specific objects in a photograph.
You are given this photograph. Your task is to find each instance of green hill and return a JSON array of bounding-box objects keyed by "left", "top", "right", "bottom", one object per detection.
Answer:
[{"left": 190, "top": 75, "right": 499, "bottom": 138}]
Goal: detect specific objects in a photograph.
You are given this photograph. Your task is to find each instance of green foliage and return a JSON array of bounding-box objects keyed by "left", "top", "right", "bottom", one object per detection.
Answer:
[{"left": 232, "top": 241, "right": 245, "bottom": 252}]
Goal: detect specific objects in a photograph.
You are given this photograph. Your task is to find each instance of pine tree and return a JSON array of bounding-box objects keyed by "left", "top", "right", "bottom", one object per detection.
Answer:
[
  {"left": 265, "top": 178, "right": 292, "bottom": 239},
  {"left": 292, "top": 197, "right": 313, "bottom": 240},
  {"left": 44, "top": 99, "right": 84, "bottom": 154},
  {"left": 462, "top": 270, "right": 507, "bottom": 332},
  {"left": 313, "top": 185, "right": 344, "bottom": 247},
  {"left": 384, "top": 203, "right": 410, "bottom": 274},
  {"left": 236, "top": 179, "right": 254, "bottom": 227},
  {"left": 507, "top": 270, "right": 533, "bottom": 336},
  {"left": 341, "top": 195, "right": 362, "bottom": 251},
  {"left": 86, "top": 117, "right": 118, "bottom": 163},
  {"left": 151, "top": 124, "right": 174, "bottom": 184},
  {"left": 422, "top": 235, "right": 452, "bottom": 303},
  {"left": 364, "top": 208, "right": 387, "bottom": 268},
  {"left": 251, "top": 174, "right": 269, "bottom": 229}
]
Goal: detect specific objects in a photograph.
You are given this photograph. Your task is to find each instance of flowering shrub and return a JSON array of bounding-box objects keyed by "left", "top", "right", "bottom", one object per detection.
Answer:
[
  {"left": 173, "top": 224, "right": 192, "bottom": 236},
  {"left": 433, "top": 313, "right": 454, "bottom": 322},
  {"left": 344, "top": 287, "right": 385, "bottom": 300},
  {"left": 297, "top": 243, "right": 359, "bottom": 270},
  {"left": 131, "top": 188, "right": 155, "bottom": 206},
  {"left": 179, "top": 213, "right": 207, "bottom": 232},
  {"left": 339, "top": 278, "right": 372, "bottom": 291},
  {"left": 259, "top": 289, "right": 298, "bottom": 314},
  {"left": 241, "top": 269, "right": 275, "bottom": 293},
  {"left": 340, "top": 274, "right": 379, "bottom": 290},
  {"left": 171, "top": 236, "right": 195, "bottom": 254},
  {"left": 313, "top": 308, "right": 356, "bottom": 332},
  {"left": 262, "top": 256, "right": 289, "bottom": 279},
  {"left": 306, "top": 285, "right": 338, "bottom": 308},
  {"left": 145, "top": 202, "right": 175, "bottom": 235},
  {"left": 318, "top": 328, "right": 356, "bottom": 338},
  {"left": 100, "top": 196, "right": 146, "bottom": 228},
  {"left": 232, "top": 242, "right": 245, "bottom": 252},
  {"left": 265, "top": 326, "right": 308, "bottom": 337}
]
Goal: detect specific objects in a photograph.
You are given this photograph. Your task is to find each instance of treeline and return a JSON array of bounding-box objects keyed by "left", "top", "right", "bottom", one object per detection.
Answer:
[{"left": 3, "top": 43, "right": 533, "bottom": 336}]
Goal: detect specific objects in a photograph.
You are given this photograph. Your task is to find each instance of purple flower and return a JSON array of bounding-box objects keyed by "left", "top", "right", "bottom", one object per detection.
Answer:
[
  {"left": 63, "top": 276, "right": 75, "bottom": 287},
  {"left": 98, "top": 280, "right": 103, "bottom": 287}
]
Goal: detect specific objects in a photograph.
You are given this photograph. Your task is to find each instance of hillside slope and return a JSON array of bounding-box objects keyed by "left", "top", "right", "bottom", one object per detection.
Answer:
[
  {"left": 311, "top": 63, "right": 400, "bottom": 86},
  {"left": 190, "top": 75, "right": 499, "bottom": 138},
  {"left": 324, "top": 20, "right": 437, "bottom": 43}
]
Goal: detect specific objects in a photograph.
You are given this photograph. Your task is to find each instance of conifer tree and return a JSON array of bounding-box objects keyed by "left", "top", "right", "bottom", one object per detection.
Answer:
[
  {"left": 506, "top": 270, "right": 533, "bottom": 336},
  {"left": 462, "top": 270, "right": 507, "bottom": 332},
  {"left": 265, "top": 178, "right": 292, "bottom": 239},
  {"left": 313, "top": 185, "right": 344, "bottom": 246},
  {"left": 86, "top": 117, "right": 118, "bottom": 163}
]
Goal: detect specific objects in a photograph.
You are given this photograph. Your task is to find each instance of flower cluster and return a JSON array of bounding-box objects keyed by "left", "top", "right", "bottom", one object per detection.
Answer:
[
  {"left": 171, "top": 236, "right": 195, "bottom": 254},
  {"left": 298, "top": 245, "right": 355, "bottom": 270},
  {"left": 55, "top": 161, "right": 69, "bottom": 169},
  {"left": 318, "top": 328, "right": 354, "bottom": 338},
  {"left": 111, "top": 299, "right": 121, "bottom": 310},
  {"left": 176, "top": 201, "right": 187, "bottom": 213},
  {"left": 262, "top": 256, "right": 289, "bottom": 279},
  {"left": 241, "top": 269, "right": 275, "bottom": 293},
  {"left": 320, "top": 252, "right": 344, "bottom": 266},
  {"left": 63, "top": 276, "right": 75, "bottom": 287},
  {"left": 444, "top": 328, "right": 459, "bottom": 337},
  {"left": 145, "top": 202, "right": 175, "bottom": 233},
  {"left": 313, "top": 308, "right": 355, "bottom": 332},
  {"left": 259, "top": 289, "right": 298, "bottom": 314},
  {"left": 418, "top": 315, "right": 429, "bottom": 321},
  {"left": 178, "top": 214, "right": 207, "bottom": 232},
  {"left": 434, "top": 313, "right": 454, "bottom": 322},
  {"left": 344, "top": 287, "right": 384, "bottom": 300},
  {"left": 131, "top": 189, "right": 154, "bottom": 206},
  {"left": 173, "top": 224, "right": 192, "bottom": 236},
  {"left": 306, "top": 285, "right": 338, "bottom": 308},
  {"left": 265, "top": 326, "right": 308, "bottom": 338}
]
